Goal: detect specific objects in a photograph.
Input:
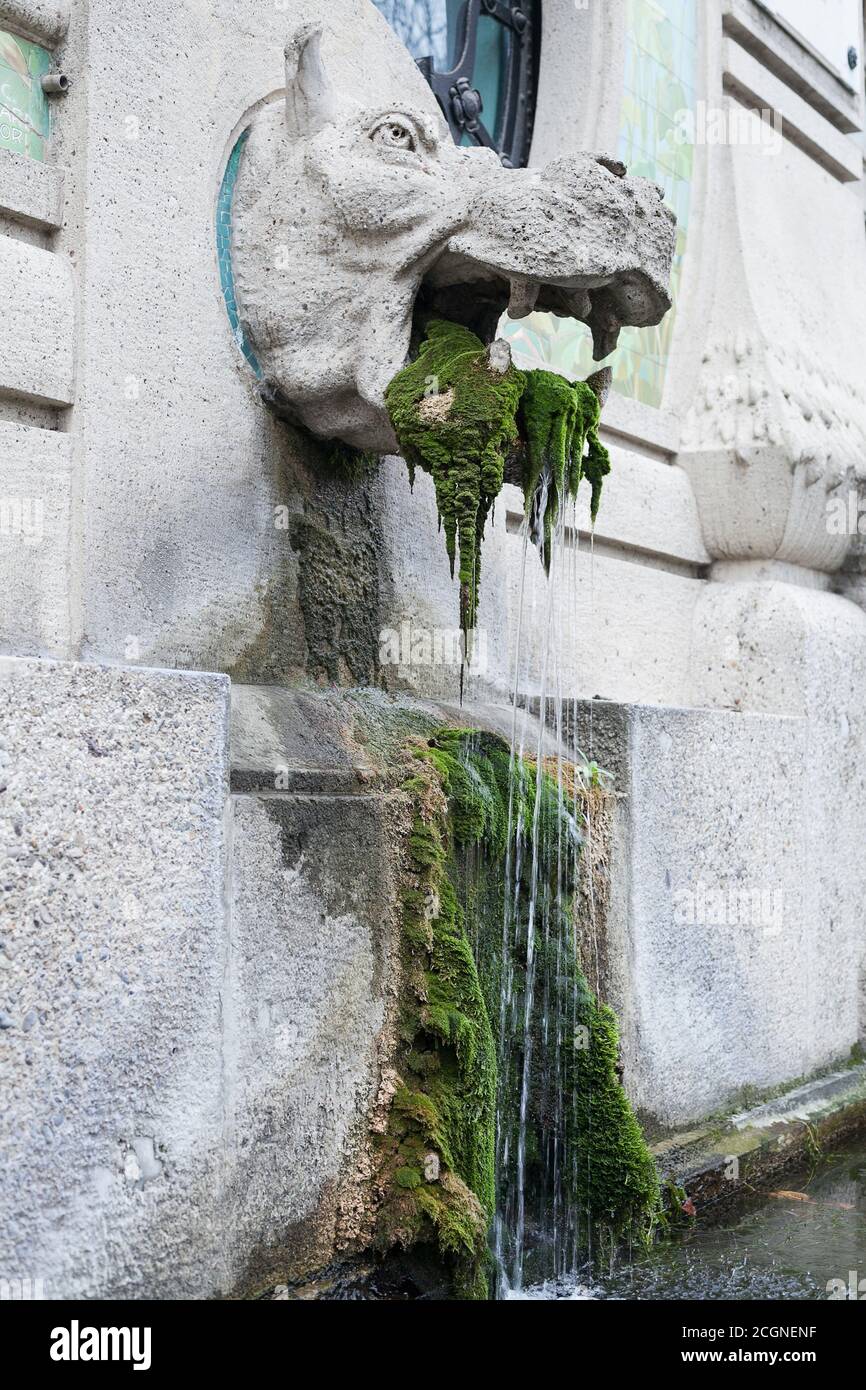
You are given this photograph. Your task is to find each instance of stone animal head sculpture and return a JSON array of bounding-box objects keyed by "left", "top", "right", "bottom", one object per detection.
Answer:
[{"left": 232, "top": 5, "right": 676, "bottom": 454}]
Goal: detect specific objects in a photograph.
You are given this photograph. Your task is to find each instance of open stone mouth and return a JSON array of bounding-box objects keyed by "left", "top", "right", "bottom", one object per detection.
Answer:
[{"left": 412, "top": 252, "right": 668, "bottom": 364}]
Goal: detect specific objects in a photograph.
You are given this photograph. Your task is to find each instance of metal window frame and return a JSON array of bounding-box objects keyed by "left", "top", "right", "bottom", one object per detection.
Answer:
[{"left": 416, "top": 0, "right": 541, "bottom": 167}]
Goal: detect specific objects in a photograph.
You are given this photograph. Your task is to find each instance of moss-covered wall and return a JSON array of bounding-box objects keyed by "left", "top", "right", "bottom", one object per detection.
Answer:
[
  {"left": 372, "top": 725, "right": 659, "bottom": 1298},
  {"left": 227, "top": 436, "right": 384, "bottom": 687}
]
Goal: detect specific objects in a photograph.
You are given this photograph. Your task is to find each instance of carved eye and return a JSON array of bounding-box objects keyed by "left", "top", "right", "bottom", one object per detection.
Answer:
[{"left": 371, "top": 118, "right": 417, "bottom": 152}]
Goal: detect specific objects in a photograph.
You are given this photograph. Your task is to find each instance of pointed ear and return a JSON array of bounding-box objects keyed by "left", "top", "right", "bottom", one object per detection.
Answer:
[{"left": 285, "top": 23, "right": 337, "bottom": 140}]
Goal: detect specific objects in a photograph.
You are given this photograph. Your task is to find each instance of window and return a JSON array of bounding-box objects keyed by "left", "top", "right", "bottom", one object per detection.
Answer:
[{"left": 373, "top": 1, "right": 540, "bottom": 167}]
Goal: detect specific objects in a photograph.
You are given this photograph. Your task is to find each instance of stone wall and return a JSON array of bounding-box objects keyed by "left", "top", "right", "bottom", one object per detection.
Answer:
[
  {"left": 2, "top": 0, "right": 866, "bottom": 1293},
  {"left": 0, "top": 661, "right": 406, "bottom": 1296}
]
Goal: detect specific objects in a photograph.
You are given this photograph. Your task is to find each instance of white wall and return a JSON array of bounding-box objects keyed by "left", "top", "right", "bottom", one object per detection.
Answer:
[{"left": 771, "top": 0, "right": 861, "bottom": 77}]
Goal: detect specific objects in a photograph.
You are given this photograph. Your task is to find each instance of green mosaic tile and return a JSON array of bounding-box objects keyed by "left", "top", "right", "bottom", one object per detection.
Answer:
[
  {"left": 627, "top": 53, "right": 694, "bottom": 120},
  {"left": 0, "top": 30, "right": 51, "bottom": 161}
]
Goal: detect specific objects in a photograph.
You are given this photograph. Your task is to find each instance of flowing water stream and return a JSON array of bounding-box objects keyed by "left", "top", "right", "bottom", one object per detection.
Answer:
[
  {"left": 509, "top": 1133, "right": 866, "bottom": 1301},
  {"left": 452, "top": 459, "right": 866, "bottom": 1308},
  {"left": 488, "top": 498, "right": 590, "bottom": 1296}
]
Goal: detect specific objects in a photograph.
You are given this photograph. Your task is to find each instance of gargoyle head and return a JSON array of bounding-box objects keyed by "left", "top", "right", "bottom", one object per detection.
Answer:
[{"left": 231, "top": 11, "right": 676, "bottom": 453}]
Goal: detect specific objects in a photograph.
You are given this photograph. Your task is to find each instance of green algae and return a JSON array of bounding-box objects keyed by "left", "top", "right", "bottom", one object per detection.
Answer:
[{"left": 385, "top": 319, "right": 612, "bottom": 630}]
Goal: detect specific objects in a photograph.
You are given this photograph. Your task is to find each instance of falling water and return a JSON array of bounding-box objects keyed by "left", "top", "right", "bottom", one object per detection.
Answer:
[{"left": 484, "top": 484, "right": 593, "bottom": 1298}]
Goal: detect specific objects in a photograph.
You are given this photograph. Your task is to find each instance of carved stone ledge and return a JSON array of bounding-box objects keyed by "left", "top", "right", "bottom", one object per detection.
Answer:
[{"left": 722, "top": 0, "right": 861, "bottom": 136}]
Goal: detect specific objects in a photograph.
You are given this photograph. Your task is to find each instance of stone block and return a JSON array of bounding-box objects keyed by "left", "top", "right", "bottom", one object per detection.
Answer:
[
  {"left": 0, "top": 147, "right": 64, "bottom": 230},
  {"left": 0, "top": 235, "right": 74, "bottom": 406},
  {"left": 0, "top": 657, "right": 230, "bottom": 1297},
  {"left": 0, "top": 421, "right": 75, "bottom": 656}
]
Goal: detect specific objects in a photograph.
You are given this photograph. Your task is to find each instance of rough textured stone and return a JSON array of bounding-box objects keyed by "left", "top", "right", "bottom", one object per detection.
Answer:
[
  {"left": 0, "top": 148, "right": 65, "bottom": 231},
  {"left": 0, "top": 422, "right": 75, "bottom": 658},
  {"left": 227, "top": 789, "right": 402, "bottom": 1289},
  {"left": 0, "top": 235, "right": 74, "bottom": 406},
  {"left": 0, "top": 0, "right": 69, "bottom": 46},
  {"left": 587, "top": 699, "right": 865, "bottom": 1130},
  {"left": 0, "top": 662, "right": 409, "bottom": 1297},
  {"left": 0, "top": 658, "right": 230, "bottom": 1297},
  {"left": 48, "top": 0, "right": 315, "bottom": 674}
]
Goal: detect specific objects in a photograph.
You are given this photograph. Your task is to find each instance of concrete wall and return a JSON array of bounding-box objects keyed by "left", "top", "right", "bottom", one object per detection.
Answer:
[
  {"left": 0, "top": 657, "right": 231, "bottom": 1296},
  {"left": 597, "top": 701, "right": 866, "bottom": 1130}
]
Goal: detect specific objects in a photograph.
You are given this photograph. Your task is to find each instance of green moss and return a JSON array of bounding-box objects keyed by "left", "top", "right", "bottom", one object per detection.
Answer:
[
  {"left": 571, "top": 973, "right": 662, "bottom": 1253},
  {"left": 375, "top": 746, "right": 497, "bottom": 1298},
  {"left": 520, "top": 370, "right": 611, "bottom": 573},
  {"left": 416, "top": 728, "right": 565, "bottom": 862},
  {"left": 385, "top": 319, "right": 611, "bottom": 628},
  {"left": 377, "top": 727, "right": 659, "bottom": 1297},
  {"left": 408, "top": 815, "right": 444, "bottom": 867},
  {"left": 385, "top": 320, "right": 525, "bottom": 634},
  {"left": 656, "top": 1178, "right": 694, "bottom": 1235}
]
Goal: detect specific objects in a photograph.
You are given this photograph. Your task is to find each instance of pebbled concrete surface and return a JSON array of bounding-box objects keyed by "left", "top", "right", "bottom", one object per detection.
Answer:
[
  {"left": 0, "top": 657, "right": 230, "bottom": 1297},
  {"left": 0, "top": 660, "right": 408, "bottom": 1298}
]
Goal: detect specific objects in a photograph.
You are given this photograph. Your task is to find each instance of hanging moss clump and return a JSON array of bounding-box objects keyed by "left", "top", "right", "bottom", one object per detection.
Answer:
[
  {"left": 520, "top": 370, "right": 611, "bottom": 574},
  {"left": 385, "top": 319, "right": 612, "bottom": 628},
  {"left": 384, "top": 320, "right": 526, "bottom": 635}
]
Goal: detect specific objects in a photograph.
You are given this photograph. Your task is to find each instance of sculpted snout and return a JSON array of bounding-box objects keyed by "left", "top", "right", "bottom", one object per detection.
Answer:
[{"left": 434, "top": 151, "right": 676, "bottom": 361}]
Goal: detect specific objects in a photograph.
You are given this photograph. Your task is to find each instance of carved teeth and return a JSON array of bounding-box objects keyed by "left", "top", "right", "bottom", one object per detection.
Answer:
[
  {"left": 585, "top": 366, "right": 613, "bottom": 408},
  {"left": 586, "top": 290, "right": 623, "bottom": 361},
  {"left": 506, "top": 278, "right": 540, "bottom": 320}
]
